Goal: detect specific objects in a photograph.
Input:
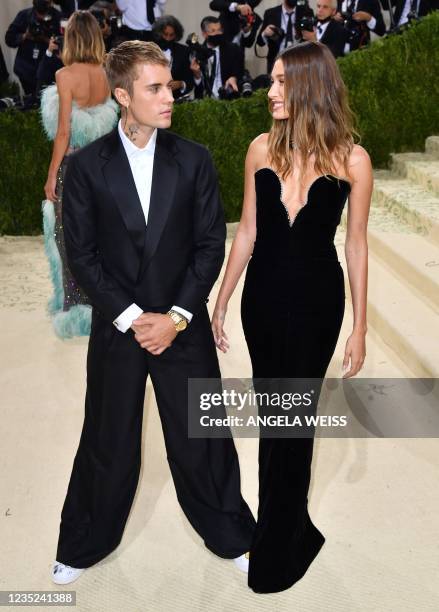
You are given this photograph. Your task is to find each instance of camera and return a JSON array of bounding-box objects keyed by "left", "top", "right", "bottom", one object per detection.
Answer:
[
  {"left": 186, "top": 33, "right": 215, "bottom": 65},
  {"left": 238, "top": 12, "right": 256, "bottom": 29},
  {"left": 53, "top": 34, "right": 63, "bottom": 52},
  {"left": 218, "top": 85, "right": 240, "bottom": 101},
  {"left": 268, "top": 25, "right": 285, "bottom": 43},
  {"left": 240, "top": 72, "right": 253, "bottom": 98},
  {"left": 28, "top": 13, "right": 58, "bottom": 41},
  {"left": 341, "top": 9, "right": 367, "bottom": 46},
  {"left": 297, "top": 15, "right": 316, "bottom": 33},
  {"left": 109, "top": 15, "right": 122, "bottom": 36}
]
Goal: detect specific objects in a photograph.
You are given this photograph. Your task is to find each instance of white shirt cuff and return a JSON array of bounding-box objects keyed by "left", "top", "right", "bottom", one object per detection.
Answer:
[
  {"left": 229, "top": 2, "right": 238, "bottom": 11},
  {"left": 180, "top": 80, "right": 186, "bottom": 93},
  {"left": 194, "top": 76, "right": 202, "bottom": 85},
  {"left": 367, "top": 16, "right": 376, "bottom": 30},
  {"left": 172, "top": 305, "right": 193, "bottom": 322},
  {"left": 113, "top": 303, "right": 143, "bottom": 332},
  {"left": 46, "top": 49, "right": 53, "bottom": 57}
]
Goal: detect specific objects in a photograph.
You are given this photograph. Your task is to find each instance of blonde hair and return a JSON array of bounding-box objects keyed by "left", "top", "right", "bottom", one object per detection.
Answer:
[
  {"left": 61, "top": 10, "right": 106, "bottom": 66},
  {"left": 268, "top": 42, "right": 360, "bottom": 184},
  {"left": 104, "top": 40, "right": 169, "bottom": 98}
]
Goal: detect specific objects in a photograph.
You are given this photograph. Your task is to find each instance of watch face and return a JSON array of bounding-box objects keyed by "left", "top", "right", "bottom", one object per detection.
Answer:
[{"left": 176, "top": 319, "right": 187, "bottom": 331}]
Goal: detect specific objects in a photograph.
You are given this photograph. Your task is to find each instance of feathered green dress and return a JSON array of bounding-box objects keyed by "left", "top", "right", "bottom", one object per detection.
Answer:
[{"left": 40, "top": 84, "right": 118, "bottom": 339}]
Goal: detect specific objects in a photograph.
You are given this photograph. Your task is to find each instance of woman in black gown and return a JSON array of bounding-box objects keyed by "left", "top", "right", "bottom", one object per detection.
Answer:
[{"left": 212, "top": 42, "right": 371, "bottom": 593}]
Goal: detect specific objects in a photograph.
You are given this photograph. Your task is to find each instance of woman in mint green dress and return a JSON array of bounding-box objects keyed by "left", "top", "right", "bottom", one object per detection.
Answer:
[{"left": 40, "top": 10, "right": 118, "bottom": 339}]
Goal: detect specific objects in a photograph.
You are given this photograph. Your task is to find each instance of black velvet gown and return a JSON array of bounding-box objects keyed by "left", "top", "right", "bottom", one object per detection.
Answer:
[{"left": 241, "top": 167, "right": 351, "bottom": 593}]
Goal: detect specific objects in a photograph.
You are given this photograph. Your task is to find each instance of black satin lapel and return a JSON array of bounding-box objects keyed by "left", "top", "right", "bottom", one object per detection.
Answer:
[
  {"left": 139, "top": 133, "right": 178, "bottom": 277},
  {"left": 101, "top": 135, "right": 146, "bottom": 259}
]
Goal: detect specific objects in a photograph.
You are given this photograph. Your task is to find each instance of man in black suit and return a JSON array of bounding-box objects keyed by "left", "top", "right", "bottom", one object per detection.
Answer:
[
  {"left": 209, "top": 0, "right": 263, "bottom": 48},
  {"left": 256, "top": 1, "right": 314, "bottom": 74},
  {"left": 55, "top": 0, "right": 94, "bottom": 18},
  {"left": 388, "top": 0, "right": 438, "bottom": 28},
  {"left": 191, "top": 16, "right": 245, "bottom": 99},
  {"left": 152, "top": 15, "right": 194, "bottom": 99},
  {"left": 334, "top": 0, "right": 385, "bottom": 51},
  {"left": 51, "top": 40, "right": 255, "bottom": 585},
  {"left": 301, "top": 0, "right": 347, "bottom": 58}
]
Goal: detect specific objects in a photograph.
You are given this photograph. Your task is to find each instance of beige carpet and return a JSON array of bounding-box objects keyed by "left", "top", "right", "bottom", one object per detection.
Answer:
[{"left": 1, "top": 234, "right": 438, "bottom": 612}]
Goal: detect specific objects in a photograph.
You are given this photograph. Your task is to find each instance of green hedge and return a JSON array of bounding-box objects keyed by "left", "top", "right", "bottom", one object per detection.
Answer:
[{"left": 1, "top": 12, "right": 438, "bottom": 234}]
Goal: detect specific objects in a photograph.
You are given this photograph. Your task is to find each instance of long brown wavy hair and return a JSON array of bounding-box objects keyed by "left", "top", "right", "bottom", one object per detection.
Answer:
[
  {"left": 267, "top": 41, "right": 359, "bottom": 184},
  {"left": 62, "top": 10, "right": 106, "bottom": 66}
]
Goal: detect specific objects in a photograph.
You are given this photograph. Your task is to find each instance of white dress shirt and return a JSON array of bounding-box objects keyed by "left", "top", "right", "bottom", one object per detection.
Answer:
[
  {"left": 316, "top": 20, "right": 330, "bottom": 41},
  {"left": 398, "top": 0, "right": 420, "bottom": 25},
  {"left": 115, "top": 0, "right": 166, "bottom": 31},
  {"left": 113, "top": 120, "right": 192, "bottom": 333}
]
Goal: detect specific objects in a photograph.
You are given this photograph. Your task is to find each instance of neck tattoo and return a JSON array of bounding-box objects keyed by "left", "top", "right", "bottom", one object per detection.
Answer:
[{"left": 123, "top": 117, "right": 140, "bottom": 143}]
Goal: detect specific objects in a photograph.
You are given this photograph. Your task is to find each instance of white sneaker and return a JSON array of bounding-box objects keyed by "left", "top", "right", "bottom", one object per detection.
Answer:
[
  {"left": 51, "top": 561, "right": 85, "bottom": 585},
  {"left": 233, "top": 551, "right": 250, "bottom": 573}
]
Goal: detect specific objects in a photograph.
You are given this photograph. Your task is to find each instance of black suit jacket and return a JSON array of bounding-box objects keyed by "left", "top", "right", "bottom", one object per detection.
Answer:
[
  {"left": 256, "top": 5, "right": 283, "bottom": 72},
  {"left": 168, "top": 42, "right": 194, "bottom": 98},
  {"left": 337, "top": 0, "right": 386, "bottom": 36},
  {"left": 56, "top": 0, "right": 94, "bottom": 18},
  {"left": 62, "top": 128, "right": 226, "bottom": 323},
  {"left": 319, "top": 20, "right": 347, "bottom": 58},
  {"left": 390, "top": 0, "right": 437, "bottom": 24},
  {"left": 194, "top": 41, "right": 244, "bottom": 99}
]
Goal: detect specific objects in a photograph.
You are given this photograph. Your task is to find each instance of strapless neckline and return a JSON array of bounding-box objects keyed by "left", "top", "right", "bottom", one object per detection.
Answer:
[{"left": 255, "top": 167, "right": 351, "bottom": 228}]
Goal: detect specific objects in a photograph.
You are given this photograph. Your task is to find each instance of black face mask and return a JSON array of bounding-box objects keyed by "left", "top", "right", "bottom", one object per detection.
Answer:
[
  {"left": 207, "top": 33, "right": 224, "bottom": 47},
  {"left": 285, "top": 0, "right": 297, "bottom": 8},
  {"left": 318, "top": 16, "right": 332, "bottom": 24},
  {"left": 158, "top": 38, "right": 174, "bottom": 51},
  {"left": 33, "top": 0, "right": 51, "bottom": 14}
]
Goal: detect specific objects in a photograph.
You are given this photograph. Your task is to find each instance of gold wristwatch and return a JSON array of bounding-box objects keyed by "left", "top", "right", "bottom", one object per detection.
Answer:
[{"left": 167, "top": 309, "right": 188, "bottom": 332}]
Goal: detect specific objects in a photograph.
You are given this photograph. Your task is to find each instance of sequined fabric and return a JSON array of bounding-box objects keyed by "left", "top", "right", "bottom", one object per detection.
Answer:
[{"left": 53, "top": 156, "right": 89, "bottom": 310}]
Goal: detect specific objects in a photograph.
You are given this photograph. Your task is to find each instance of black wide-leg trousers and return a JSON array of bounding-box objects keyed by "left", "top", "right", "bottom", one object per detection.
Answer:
[{"left": 56, "top": 306, "right": 256, "bottom": 568}]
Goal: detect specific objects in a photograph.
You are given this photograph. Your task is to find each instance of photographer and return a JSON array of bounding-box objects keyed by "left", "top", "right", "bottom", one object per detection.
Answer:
[
  {"left": 209, "top": 1, "right": 262, "bottom": 48},
  {"left": 55, "top": 1, "right": 95, "bottom": 18},
  {"left": 5, "top": 0, "right": 61, "bottom": 96},
  {"left": 334, "top": 0, "right": 385, "bottom": 52},
  {"left": 35, "top": 34, "right": 63, "bottom": 96},
  {"left": 190, "top": 16, "right": 245, "bottom": 100},
  {"left": 301, "top": 0, "right": 347, "bottom": 58},
  {"left": 89, "top": 2, "right": 118, "bottom": 51},
  {"left": 389, "top": 0, "right": 437, "bottom": 29},
  {"left": 115, "top": 0, "right": 166, "bottom": 42},
  {"left": 256, "top": 1, "right": 314, "bottom": 74},
  {"left": 152, "top": 15, "right": 194, "bottom": 99}
]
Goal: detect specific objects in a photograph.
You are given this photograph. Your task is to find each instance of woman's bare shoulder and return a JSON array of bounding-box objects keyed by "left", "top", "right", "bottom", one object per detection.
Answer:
[
  {"left": 349, "top": 144, "right": 371, "bottom": 167},
  {"left": 247, "top": 133, "right": 269, "bottom": 167}
]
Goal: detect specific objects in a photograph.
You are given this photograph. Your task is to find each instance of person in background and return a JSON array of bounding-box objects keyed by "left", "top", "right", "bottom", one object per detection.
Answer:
[
  {"left": 334, "top": 0, "right": 385, "bottom": 52},
  {"left": 55, "top": 0, "right": 95, "bottom": 18},
  {"left": 152, "top": 15, "right": 194, "bottom": 99},
  {"left": 40, "top": 10, "right": 118, "bottom": 339},
  {"left": 209, "top": 1, "right": 263, "bottom": 49},
  {"left": 301, "top": 0, "right": 347, "bottom": 58},
  {"left": 191, "top": 16, "right": 244, "bottom": 99},
  {"left": 5, "top": 0, "right": 61, "bottom": 96},
  {"left": 115, "top": 0, "right": 166, "bottom": 42}
]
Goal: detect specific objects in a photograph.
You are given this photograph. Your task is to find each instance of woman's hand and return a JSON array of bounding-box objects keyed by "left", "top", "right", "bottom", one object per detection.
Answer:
[
  {"left": 44, "top": 174, "right": 58, "bottom": 202},
  {"left": 211, "top": 304, "right": 230, "bottom": 353},
  {"left": 342, "top": 329, "right": 366, "bottom": 378}
]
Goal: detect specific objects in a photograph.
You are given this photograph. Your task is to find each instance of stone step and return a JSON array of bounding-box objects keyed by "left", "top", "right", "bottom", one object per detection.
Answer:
[
  {"left": 425, "top": 135, "right": 439, "bottom": 158},
  {"left": 343, "top": 202, "right": 439, "bottom": 312},
  {"left": 371, "top": 173, "right": 439, "bottom": 247},
  {"left": 336, "top": 233, "right": 438, "bottom": 378},
  {"left": 391, "top": 153, "right": 439, "bottom": 197}
]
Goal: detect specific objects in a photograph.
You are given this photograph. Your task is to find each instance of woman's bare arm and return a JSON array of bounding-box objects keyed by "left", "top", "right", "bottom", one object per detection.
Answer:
[
  {"left": 211, "top": 134, "right": 263, "bottom": 351},
  {"left": 342, "top": 144, "right": 372, "bottom": 376}
]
